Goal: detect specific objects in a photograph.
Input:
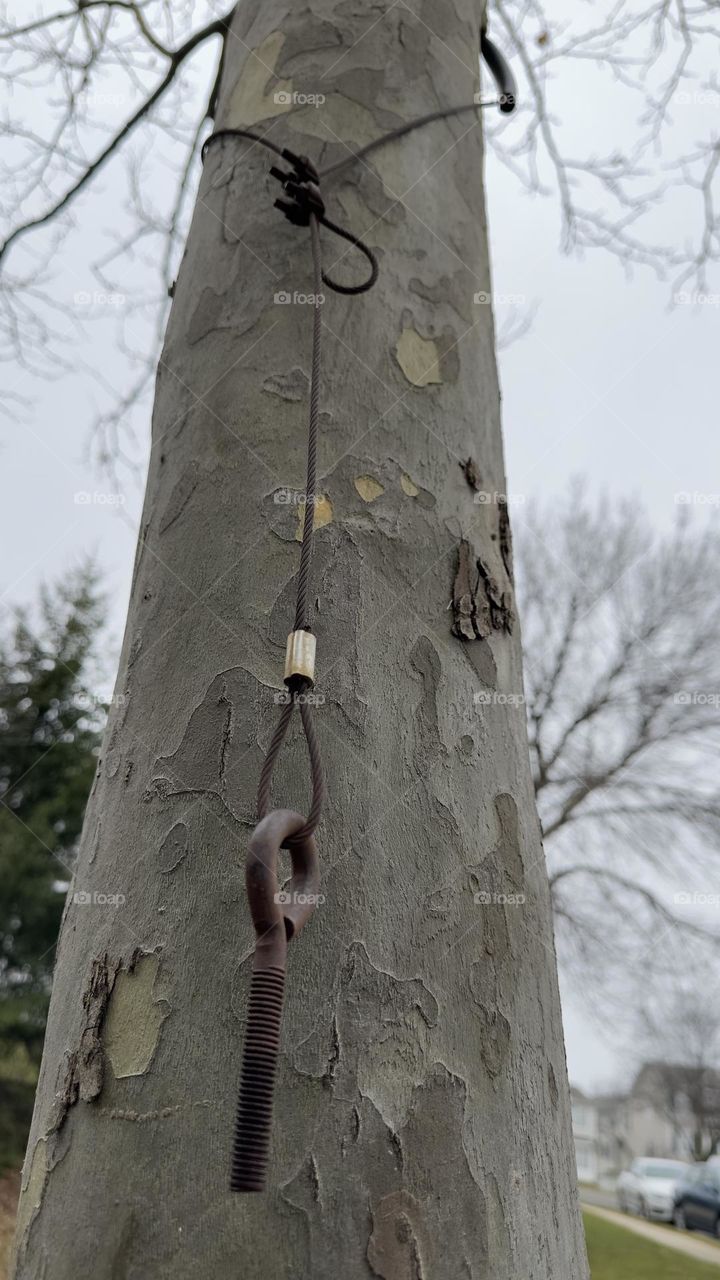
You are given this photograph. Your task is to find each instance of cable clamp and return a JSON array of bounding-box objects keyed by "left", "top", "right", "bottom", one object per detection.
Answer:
[{"left": 271, "top": 149, "right": 325, "bottom": 227}]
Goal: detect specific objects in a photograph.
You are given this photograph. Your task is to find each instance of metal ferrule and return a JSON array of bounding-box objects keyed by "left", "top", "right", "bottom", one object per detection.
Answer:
[{"left": 284, "top": 630, "right": 316, "bottom": 686}]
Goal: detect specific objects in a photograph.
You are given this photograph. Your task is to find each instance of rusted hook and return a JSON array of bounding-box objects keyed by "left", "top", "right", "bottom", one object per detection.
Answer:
[{"left": 230, "top": 810, "right": 320, "bottom": 1192}]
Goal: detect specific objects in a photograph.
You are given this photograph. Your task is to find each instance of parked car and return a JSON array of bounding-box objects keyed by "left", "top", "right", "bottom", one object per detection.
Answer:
[
  {"left": 673, "top": 1163, "right": 720, "bottom": 1236},
  {"left": 617, "top": 1158, "right": 689, "bottom": 1220}
]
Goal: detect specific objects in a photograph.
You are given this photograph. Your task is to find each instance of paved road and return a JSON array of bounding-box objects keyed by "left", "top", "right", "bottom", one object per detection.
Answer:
[{"left": 582, "top": 1203, "right": 720, "bottom": 1266}]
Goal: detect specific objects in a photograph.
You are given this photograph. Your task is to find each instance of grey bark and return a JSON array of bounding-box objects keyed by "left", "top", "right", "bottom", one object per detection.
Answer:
[{"left": 14, "top": 2, "right": 588, "bottom": 1277}]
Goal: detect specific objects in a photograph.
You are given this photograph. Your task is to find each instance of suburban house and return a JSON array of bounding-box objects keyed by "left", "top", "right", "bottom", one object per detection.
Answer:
[
  {"left": 571, "top": 1061, "right": 720, "bottom": 1181},
  {"left": 570, "top": 1088, "right": 600, "bottom": 1183}
]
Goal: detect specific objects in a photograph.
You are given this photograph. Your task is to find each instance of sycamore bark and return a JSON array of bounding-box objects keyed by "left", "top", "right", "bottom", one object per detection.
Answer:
[{"left": 15, "top": 2, "right": 588, "bottom": 1276}]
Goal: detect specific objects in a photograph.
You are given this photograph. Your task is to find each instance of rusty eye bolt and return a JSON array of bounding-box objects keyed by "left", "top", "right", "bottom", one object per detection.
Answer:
[{"left": 230, "top": 809, "right": 320, "bottom": 1193}]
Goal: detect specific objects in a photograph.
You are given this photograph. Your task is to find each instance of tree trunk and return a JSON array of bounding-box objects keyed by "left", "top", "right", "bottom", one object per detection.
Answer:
[{"left": 14, "top": 3, "right": 588, "bottom": 1276}]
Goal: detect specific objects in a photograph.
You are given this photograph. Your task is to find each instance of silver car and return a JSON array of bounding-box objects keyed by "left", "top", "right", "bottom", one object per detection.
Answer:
[{"left": 617, "top": 1158, "right": 690, "bottom": 1220}]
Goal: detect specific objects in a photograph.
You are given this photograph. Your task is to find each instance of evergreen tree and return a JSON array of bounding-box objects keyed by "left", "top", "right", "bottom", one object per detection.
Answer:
[{"left": 0, "top": 565, "right": 105, "bottom": 1064}]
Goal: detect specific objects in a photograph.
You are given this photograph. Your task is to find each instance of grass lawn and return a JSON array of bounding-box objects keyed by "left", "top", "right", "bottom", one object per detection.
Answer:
[{"left": 584, "top": 1211, "right": 720, "bottom": 1278}]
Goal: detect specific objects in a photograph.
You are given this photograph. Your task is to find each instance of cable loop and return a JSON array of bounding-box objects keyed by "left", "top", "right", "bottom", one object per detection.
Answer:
[
  {"left": 256, "top": 688, "right": 325, "bottom": 841},
  {"left": 319, "top": 217, "right": 379, "bottom": 295},
  {"left": 201, "top": 33, "right": 516, "bottom": 306},
  {"left": 268, "top": 154, "right": 377, "bottom": 294}
]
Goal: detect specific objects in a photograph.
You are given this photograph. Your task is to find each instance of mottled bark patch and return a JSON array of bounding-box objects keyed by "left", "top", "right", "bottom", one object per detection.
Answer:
[
  {"left": 292, "top": 943, "right": 438, "bottom": 1133},
  {"left": 158, "top": 464, "right": 203, "bottom": 535},
  {"left": 148, "top": 666, "right": 260, "bottom": 821},
  {"left": 400, "top": 473, "right": 419, "bottom": 497},
  {"left": 414, "top": 793, "right": 523, "bottom": 961},
  {"left": 103, "top": 953, "right": 170, "bottom": 1079},
  {"left": 409, "top": 636, "right": 443, "bottom": 779},
  {"left": 263, "top": 366, "right": 308, "bottom": 401},
  {"left": 288, "top": 93, "right": 379, "bottom": 150},
  {"left": 224, "top": 30, "right": 292, "bottom": 127},
  {"left": 468, "top": 794, "right": 525, "bottom": 1071},
  {"left": 451, "top": 539, "right": 513, "bottom": 640},
  {"left": 472, "top": 1004, "right": 511, "bottom": 1078},
  {"left": 295, "top": 495, "right": 333, "bottom": 538},
  {"left": 14, "top": 1138, "right": 49, "bottom": 1262},
  {"left": 395, "top": 328, "right": 442, "bottom": 386},
  {"left": 494, "top": 792, "right": 525, "bottom": 889},
  {"left": 158, "top": 822, "right": 189, "bottom": 874},
  {"left": 371, "top": 1066, "right": 489, "bottom": 1278},
  {"left": 354, "top": 475, "right": 385, "bottom": 502},
  {"left": 367, "top": 1189, "right": 427, "bottom": 1279}
]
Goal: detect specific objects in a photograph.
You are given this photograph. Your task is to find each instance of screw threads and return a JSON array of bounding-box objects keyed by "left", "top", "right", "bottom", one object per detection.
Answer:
[
  {"left": 231, "top": 811, "right": 320, "bottom": 1192},
  {"left": 230, "top": 966, "right": 286, "bottom": 1192}
]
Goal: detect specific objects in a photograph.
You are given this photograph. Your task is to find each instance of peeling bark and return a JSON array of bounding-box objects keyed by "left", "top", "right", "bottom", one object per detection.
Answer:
[
  {"left": 451, "top": 539, "right": 514, "bottom": 640},
  {"left": 16, "top": 2, "right": 587, "bottom": 1276},
  {"left": 54, "top": 954, "right": 123, "bottom": 1132},
  {"left": 497, "top": 497, "right": 514, "bottom": 581},
  {"left": 460, "top": 456, "right": 482, "bottom": 491}
]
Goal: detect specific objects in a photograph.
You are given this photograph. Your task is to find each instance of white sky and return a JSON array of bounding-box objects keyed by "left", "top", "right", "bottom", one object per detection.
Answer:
[{"left": 1, "top": 6, "right": 718, "bottom": 1094}]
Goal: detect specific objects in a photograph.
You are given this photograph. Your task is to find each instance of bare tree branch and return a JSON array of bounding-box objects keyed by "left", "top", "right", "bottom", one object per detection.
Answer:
[
  {"left": 1, "top": 0, "right": 719, "bottom": 453},
  {"left": 0, "top": 6, "right": 232, "bottom": 264},
  {"left": 517, "top": 481, "right": 720, "bottom": 984}
]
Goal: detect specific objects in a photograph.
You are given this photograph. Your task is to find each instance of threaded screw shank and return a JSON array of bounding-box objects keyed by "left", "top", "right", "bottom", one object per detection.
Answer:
[{"left": 230, "top": 966, "right": 286, "bottom": 1192}]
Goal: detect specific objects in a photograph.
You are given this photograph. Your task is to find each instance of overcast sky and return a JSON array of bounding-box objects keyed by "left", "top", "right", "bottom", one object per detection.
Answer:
[{"left": 2, "top": 5, "right": 718, "bottom": 1095}]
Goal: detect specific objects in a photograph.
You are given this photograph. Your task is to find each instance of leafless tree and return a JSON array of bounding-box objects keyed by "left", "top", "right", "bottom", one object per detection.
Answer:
[
  {"left": 1, "top": 1, "right": 719, "bottom": 456},
  {"left": 636, "top": 985, "right": 720, "bottom": 1158},
  {"left": 0, "top": 1, "right": 233, "bottom": 454},
  {"left": 516, "top": 481, "right": 720, "bottom": 983},
  {"left": 492, "top": 0, "right": 720, "bottom": 282}
]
